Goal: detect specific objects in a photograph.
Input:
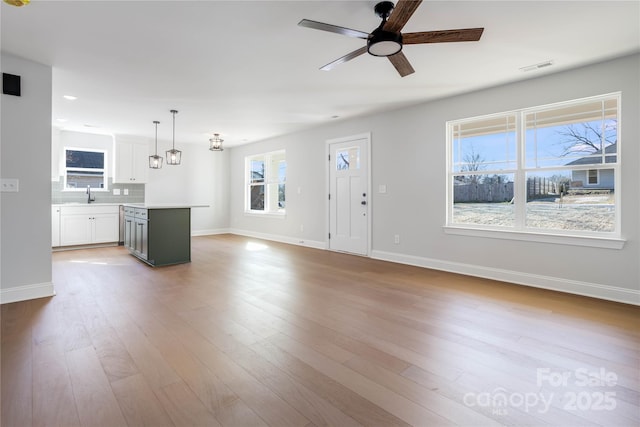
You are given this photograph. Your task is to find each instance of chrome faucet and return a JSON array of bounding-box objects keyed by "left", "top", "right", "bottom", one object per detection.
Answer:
[{"left": 86, "top": 185, "right": 95, "bottom": 203}]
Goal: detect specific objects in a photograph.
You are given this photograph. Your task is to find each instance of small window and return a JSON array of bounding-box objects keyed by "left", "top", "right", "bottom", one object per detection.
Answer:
[
  {"left": 246, "top": 150, "right": 286, "bottom": 214},
  {"left": 64, "top": 148, "right": 107, "bottom": 191},
  {"left": 587, "top": 169, "right": 599, "bottom": 185}
]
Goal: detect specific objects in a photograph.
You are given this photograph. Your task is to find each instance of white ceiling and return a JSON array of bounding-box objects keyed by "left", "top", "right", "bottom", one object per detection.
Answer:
[{"left": 2, "top": 1, "right": 639, "bottom": 148}]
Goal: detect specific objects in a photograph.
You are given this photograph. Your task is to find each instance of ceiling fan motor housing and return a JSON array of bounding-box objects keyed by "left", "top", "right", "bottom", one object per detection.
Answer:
[{"left": 374, "top": 1, "right": 395, "bottom": 19}]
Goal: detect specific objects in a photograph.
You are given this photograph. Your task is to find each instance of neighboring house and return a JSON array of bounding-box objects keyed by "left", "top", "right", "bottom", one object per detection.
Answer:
[{"left": 566, "top": 143, "right": 616, "bottom": 190}]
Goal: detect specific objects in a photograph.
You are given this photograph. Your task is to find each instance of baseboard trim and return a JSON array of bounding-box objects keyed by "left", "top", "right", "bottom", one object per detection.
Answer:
[
  {"left": 192, "top": 228, "right": 231, "bottom": 237},
  {"left": 229, "top": 228, "right": 326, "bottom": 250},
  {"left": 1, "top": 282, "right": 56, "bottom": 305},
  {"left": 371, "top": 250, "right": 640, "bottom": 306}
]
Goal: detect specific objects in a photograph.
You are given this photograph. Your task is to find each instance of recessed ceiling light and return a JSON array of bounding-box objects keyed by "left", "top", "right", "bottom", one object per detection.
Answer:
[
  {"left": 56, "top": 118, "right": 68, "bottom": 123},
  {"left": 63, "top": 95, "right": 77, "bottom": 100}
]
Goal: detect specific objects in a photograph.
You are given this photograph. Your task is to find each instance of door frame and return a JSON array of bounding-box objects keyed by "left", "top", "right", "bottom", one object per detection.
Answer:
[{"left": 325, "top": 132, "right": 372, "bottom": 256}]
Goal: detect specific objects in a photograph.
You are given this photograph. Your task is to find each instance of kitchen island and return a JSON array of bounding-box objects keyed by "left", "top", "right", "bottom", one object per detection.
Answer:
[{"left": 122, "top": 204, "right": 197, "bottom": 267}]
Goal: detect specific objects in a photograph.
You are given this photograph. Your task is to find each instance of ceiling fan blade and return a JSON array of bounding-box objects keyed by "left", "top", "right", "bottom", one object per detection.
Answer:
[
  {"left": 388, "top": 51, "right": 415, "bottom": 77},
  {"left": 320, "top": 46, "right": 368, "bottom": 71},
  {"left": 384, "top": 0, "right": 423, "bottom": 33},
  {"left": 403, "top": 28, "right": 484, "bottom": 44},
  {"left": 298, "top": 19, "right": 369, "bottom": 39}
]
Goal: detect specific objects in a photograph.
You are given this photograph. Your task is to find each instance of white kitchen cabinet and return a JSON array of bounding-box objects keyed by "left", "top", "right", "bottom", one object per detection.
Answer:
[
  {"left": 52, "top": 206, "right": 61, "bottom": 247},
  {"left": 59, "top": 205, "right": 119, "bottom": 246},
  {"left": 114, "top": 137, "right": 149, "bottom": 184}
]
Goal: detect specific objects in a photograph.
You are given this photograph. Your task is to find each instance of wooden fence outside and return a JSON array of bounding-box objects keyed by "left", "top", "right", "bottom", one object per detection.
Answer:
[
  {"left": 453, "top": 182, "right": 514, "bottom": 203},
  {"left": 454, "top": 178, "right": 557, "bottom": 203}
]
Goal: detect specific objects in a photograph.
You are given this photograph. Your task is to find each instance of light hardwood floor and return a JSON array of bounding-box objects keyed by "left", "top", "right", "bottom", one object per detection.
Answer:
[{"left": 2, "top": 234, "right": 639, "bottom": 427}]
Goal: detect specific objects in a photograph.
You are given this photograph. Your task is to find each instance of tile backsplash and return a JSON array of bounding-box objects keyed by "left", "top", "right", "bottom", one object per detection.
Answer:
[{"left": 52, "top": 178, "right": 145, "bottom": 204}]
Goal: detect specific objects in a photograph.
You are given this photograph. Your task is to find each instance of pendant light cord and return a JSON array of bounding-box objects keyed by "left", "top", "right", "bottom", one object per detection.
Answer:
[
  {"left": 171, "top": 109, "right": 178, "bottom": 150},
  {"left": 154, "top": 121, "right": 159, "bottom": 154}
]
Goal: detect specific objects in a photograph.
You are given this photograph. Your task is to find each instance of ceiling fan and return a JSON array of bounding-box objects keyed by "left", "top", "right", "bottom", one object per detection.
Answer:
[{"left": 298, "top": 0, "right": 484, "bottom": 77}]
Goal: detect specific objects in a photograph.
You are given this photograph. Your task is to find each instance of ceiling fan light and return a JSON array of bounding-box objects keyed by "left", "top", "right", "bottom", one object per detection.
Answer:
[{"left": 367, "top": 30, "right": 402, "bottom": 57}]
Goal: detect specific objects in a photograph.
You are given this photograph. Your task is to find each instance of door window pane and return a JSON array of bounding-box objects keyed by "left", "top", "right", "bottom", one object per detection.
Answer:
[{"left": 336, "top": 147, "right": 360, "bottom": 170}]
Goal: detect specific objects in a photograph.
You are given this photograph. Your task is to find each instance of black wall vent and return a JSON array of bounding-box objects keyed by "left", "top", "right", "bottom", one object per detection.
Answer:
[{"left": 2, "top": 73, "right": 21, "bottom": 96}]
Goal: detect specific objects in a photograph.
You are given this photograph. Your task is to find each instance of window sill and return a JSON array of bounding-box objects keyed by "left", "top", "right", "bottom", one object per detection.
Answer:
[
  {"left": 244, "top": 211, "right": 286, "bottom": 219},
  {"left": 443, "top": 226, "right": 625, "bottom": 249}
]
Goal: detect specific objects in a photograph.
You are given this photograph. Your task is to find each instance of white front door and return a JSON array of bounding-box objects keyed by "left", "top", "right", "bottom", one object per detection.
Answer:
[{"left": 328, "top": 134, "right": 370, "bottom": 255}]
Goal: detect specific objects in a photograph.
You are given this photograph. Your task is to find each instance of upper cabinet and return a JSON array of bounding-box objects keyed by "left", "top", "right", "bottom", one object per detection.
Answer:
[{"left": 114, "top": 136, "right": 149, "bottom": 184}]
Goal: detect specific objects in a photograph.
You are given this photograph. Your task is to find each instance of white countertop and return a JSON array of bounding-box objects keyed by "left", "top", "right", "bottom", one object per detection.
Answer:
[
  {"left": 122, "top": 203, "right": 209, "bottom": 209},
  {"left": 52, "top": 203, "right": 209, "bottom": 209},
  {"left": 52, "top": 202, "right": 122, "bottom": 207}
]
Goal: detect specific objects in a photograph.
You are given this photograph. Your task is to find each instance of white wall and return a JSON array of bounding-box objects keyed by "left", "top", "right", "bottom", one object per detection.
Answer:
[
  {"left": 228, "top": 54, "right": 640, "bottom": 305},
  {"left": 1, "top": 53, "right": 54, "bottom": 303},
  {"left": 145, "top": 142, "right": 230, "bottom": 235}
]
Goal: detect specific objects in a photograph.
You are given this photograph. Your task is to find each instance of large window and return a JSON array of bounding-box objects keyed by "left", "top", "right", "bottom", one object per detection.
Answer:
[
  {"left": 246, "top": 150, "right": 286, "bottom": 214},
  {"left": 447, "top": 93, "right": 620, "bottom": 240},
  {"left": 64, "top": 148, "right": 107, "bottom": 191}
]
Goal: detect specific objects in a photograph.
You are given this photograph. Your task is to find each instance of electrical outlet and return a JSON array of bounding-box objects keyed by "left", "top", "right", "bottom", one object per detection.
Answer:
[
  {"left": 1, "top": 178, "right": 19, "bottom": 192},
  {"left": 394, "top": 234, "right": 400, "bottom": 244},
  {"left": 300, "top": 224, "right": 304, "bottom": 232},
  {"left": 123, "top": 188, "right": 129, "bottom": 196}
]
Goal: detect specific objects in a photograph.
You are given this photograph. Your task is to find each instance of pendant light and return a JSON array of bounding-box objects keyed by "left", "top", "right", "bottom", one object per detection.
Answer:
[
  {"left": 209, "top": 133, "right": 224, "bottom": 151},
  {"left": 166, "top": 109, "right": 182, "bottom": 165},
  {"left": 149, "top": 120, "right": 163, "bottom": 169}
]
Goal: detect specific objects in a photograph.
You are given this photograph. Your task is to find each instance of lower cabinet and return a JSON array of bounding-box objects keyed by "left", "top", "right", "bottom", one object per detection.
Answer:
[
  {"left": 58, "top": 205, "right": 119, "bottom": 247},
  {"left": 124, "top": 206, "right": 191, "bottom": 267},
  {"left": 124, "top": 207, "right": 148, "bottom": 260},
  {"left": 123, "top": 206, "right": 135, "bottom": 251}
]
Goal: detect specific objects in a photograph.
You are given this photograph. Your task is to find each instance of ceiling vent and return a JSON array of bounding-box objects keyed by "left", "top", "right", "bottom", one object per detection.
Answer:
[{"left": 520, "top": 60, "right": 554, "bottom": 72}]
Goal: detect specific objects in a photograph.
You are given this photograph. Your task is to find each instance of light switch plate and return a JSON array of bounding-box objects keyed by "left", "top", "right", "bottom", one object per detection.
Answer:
[
  {"left": 113, "top": 188, "right": 121, "bottom": 195},
  {"left": 1, "top": 178, "right": 19, "bottom": 192},
  {"left": 378, "top": 184, "right": 387, "bottom": 194},
  {"left": 123, "top": 188, "right": 129, "bottom": 196}
]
